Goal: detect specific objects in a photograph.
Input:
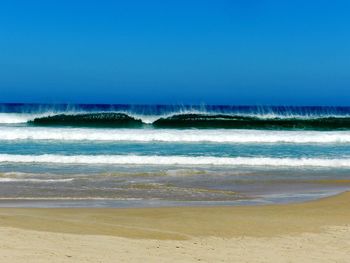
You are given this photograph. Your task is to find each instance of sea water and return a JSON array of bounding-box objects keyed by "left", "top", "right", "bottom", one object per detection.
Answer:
[{"left": 0, "top": 103, "right": 349, "bottom": 207}]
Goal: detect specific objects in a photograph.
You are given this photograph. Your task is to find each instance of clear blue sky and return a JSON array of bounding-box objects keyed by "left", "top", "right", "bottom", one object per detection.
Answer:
[{"left": 1, "top": 0, "right": 349, "bottom": 105}]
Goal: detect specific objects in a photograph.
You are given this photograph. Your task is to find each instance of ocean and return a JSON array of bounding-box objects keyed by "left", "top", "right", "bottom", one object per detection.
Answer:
[{"left": 0, "top": 103, "right": 350, "bottom": 207}]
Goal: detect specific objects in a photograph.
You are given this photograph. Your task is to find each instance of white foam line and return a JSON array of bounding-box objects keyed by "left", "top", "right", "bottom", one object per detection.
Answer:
[
  {"left": 0, "top": 154, "right": 350, "bottom": 167},
  {"left": 1, "top": 127, "right": 350, "bottom": 144},
  {"left": 0, "top": 178, "right": 74, "bottom": 183}
]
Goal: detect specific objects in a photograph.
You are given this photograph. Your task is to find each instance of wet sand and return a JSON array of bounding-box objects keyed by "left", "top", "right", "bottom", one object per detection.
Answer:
[{"left": 0, "top": 192, "right": 350, "bottom": 262}]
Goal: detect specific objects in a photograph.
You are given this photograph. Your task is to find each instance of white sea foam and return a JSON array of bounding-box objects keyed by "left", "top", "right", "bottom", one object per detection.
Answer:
[
  {"left": 0, "top": 178, "right": 74, "bottom": 183},
  {"left": 0, "top": 113, "right": 36, "bottom": 124},
  {"left": 0, "top": 126, "right": 350, "bottom": 144},
  {"left": 0, "top": 154, "right": 350, "bottom": 167}
]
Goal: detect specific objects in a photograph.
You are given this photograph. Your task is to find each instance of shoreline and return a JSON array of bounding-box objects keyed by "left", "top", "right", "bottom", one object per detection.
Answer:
[
  {"left": 0, "top": 178, "right": 348, "bottom": 208},
  {"left": 0, "top": 191, "right": 349, "bottom": 262},
  {"left": 0, "top": 191, "right": 349, "bottom": 240}
]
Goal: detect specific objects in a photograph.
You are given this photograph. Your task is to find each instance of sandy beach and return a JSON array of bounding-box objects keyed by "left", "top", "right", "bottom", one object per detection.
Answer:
[{"left": 0, "top": 192, "right": 349, "bottom": 262}]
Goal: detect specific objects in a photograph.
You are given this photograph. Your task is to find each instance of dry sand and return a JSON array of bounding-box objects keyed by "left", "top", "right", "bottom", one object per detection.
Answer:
[{"left": 0, "top": 192, "right": 350, "bottom": 262}]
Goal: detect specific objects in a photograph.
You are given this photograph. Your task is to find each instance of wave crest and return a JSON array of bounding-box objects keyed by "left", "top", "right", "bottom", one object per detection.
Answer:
[
  {"left": 27, "top": 113, "right": 350, "bottom": 130},
  {"left": 2, "top": 111, "right": 350, "bottom": 130}
]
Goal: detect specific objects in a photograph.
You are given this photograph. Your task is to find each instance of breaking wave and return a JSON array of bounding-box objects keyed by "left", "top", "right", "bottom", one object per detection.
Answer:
[
  {"left": 23, "top": 113, "right": 350, "bottom": 130},
  {"left": 2, "top": 104, "right": 350, "bottom": 130},
  {"left": 153, "top": 114, "right": 350, "bottom": 130},
  {"left": 29, "top": 113, "right": 144, "bottom": 127}
]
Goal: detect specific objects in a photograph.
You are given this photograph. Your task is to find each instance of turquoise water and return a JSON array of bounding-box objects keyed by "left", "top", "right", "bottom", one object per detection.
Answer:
[{"left": 1, "top": 104, "right": 350, "bottom": 207}]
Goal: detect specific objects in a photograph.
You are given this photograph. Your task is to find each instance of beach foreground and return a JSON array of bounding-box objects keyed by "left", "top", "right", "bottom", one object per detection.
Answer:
[{"left": 0, "top": 192, "right": 350, "bottom": 262}]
